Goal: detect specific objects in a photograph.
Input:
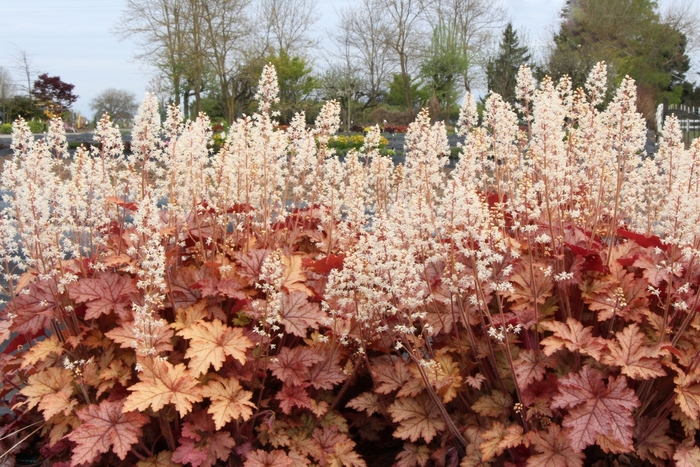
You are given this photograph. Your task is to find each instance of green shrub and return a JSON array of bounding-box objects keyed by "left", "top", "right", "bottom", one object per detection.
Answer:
[
  {"left": 0, "top": 123, "right": 12, "bottom": 134},
  {"left": 28, "top": 120, "right": 46, "bottom": 133}
]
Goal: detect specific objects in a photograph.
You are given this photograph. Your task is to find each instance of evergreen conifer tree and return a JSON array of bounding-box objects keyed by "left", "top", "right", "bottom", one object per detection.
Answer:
[{"left": 486, "top": 23, "right": 531, "bottom": 103}]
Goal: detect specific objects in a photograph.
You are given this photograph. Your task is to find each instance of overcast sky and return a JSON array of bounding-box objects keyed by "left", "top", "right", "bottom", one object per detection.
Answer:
[{"left": 0, "top": 0, "right": 693, "bottom": 120}]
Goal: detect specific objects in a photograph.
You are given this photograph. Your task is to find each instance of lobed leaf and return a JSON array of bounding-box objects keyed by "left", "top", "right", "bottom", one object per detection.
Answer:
[
  {"left": 602, "top": 323, "right": 665, "bottom": 380},
  {"left": 123, "top": 357, "right": 203, "bottom": 417},
  {"left": 540, "top": 318, "right": 607, "bottom": 361},
  {"left": 68, "top": 399, "right": 148, "bottom": 466},
  {"left": 19, "top": 367, "right": 76, "bottom": 420},
  {"left": 551, "top": 366, "right": 639, "bottom": 452},
  {"left": 388, "top": 393, "right": 446, "bottom": 443},
  {"left": 178, "top": 318, "right": 253, "bottom": 377},
  {"left": 68, "top": 272, "right": 137, "bottom": 320},
  {"left": 395, "top": 443, "right": 430, "bottom": 467},
  {"left": 279, "top": 292, "right": 325, "bottom": 337},
  {"left": 201, "top": 376, "right": 255, "bottom": 430},
  {"left": 21, "top": 335, "right": 64, "bottom": 368},
  {"left": 527, "top": 425, "right": 583, "bottom": 467},
  {"left": 244, "top": 449, "right": 294, "bottom": 467}
]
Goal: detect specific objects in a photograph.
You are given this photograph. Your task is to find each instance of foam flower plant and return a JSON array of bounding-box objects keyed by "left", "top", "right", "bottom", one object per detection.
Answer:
[{"left": 1, "top": 62, "right": 700, "bottom": 467}]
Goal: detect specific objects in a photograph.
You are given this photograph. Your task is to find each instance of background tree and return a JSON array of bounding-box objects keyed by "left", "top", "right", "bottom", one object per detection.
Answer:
[
  {"left": 320, "top": 38, "right": 363, "bottom": 131},
  {"left": 0, "top": 67, "right": 16, "bottom": 123},
  {"left": 116, "top": 0, "right": 199, "bottom": 114},
  {"left": 486, "top": 23, "right": 531, "bottom": 103},
  {"left": 266, "top": 50, "right": 317, "bottom": 124},
  {"left": 379, "top": 0, "right": 430, "bottom": 109},
  {"left": 5, "top": 96, "right": 40, "bottom": 122},
  {"left": 257, "top": 0, "right": 319, "bottom": 56},
  {"left": 11, "top": 46, "right": 37, "bottom": 96},
  {"left": 420, "top": 19, "right": 469, "bottom": 121},
  {"left": 547, "top": 0, "right": 690, "bottom": 121},
  {"left": 89, "top": 88, "right": 139, "bottom": 126},
  {"left": 334, "top": 0, "right": 393, "bottom": 112},
  {"left": 31, "top": 73, "right": 78, "bottom": 119},
  {"left": 200, "top": 0, "right": 252, "bottom": 123},
  {"left": 428, "top": 0, "right": 508, "bottom": 91}
]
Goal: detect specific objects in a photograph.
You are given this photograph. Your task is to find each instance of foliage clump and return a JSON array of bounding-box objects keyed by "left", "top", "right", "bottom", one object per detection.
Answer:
[{"left": 2, "top": 63, "right": 700, "bottom": 467}]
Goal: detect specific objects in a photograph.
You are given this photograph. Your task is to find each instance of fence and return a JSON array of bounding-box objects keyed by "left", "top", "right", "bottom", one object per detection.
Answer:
[{"left": 661, "top": 103, "right": 700, "bottom": 147}]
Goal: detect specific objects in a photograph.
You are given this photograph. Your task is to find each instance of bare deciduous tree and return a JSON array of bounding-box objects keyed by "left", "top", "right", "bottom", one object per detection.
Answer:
[
  {"left": 662, "top": 0, "right": 700, "bottom": 77},
  {"left": 11, "top": 46, "right": 37, "bottom": 96},
  {"left": 321, "top": 36, "right": 364, "bottom": 131},
  {"left": 257, "top": 0, "right": 320, "bottom": 56},
  {"left": 115, "top": 0, "right": 195, "bottom": 111},
  {"left": 90, "top": 88, "right": 139, "bottom": 126},
  {"left": 379, "top": 0, "right": 431, "bottom": 109},
  {"left": 335, "top": 0, "right": 394, "bottom": 110},
  {"left": 200, "top": 0, "right": 253, "bottom": 122},
  {"left": 428, "top": 0, "right": 508, "bottom": 91}
]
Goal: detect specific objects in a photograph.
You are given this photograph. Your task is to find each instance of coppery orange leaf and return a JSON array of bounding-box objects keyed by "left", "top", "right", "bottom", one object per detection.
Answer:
[
  {"left": 276, "top": 383, "right": 313, "bottom": 414},
  {"left": 177, "top": 319, "right": 253, "bottom": 377},
  {"left": 269, "top": 346, "right": 323, "bottom": 386},
  {"left": 602, "top": 323, "right": 664, "bottom": 380},
  {"left": 479, "top": 422, "right": 527, "bottom": 461},
  {"left": 395, "top": 443, "right": 430, "bottom": 467},
  {"left": 540, "top": 318, "right": 607, "bottom": 361},
  {"left": 19, "top": 367, "right": 75, "bottom": 420},
  {"left": 471, "top": 390, "right": 512, "bottom": 418},
  {"left": 528, "top": 425, "right": 583, "bottom": 467},
  {"left": 282, "top": 254, "right": 313, "bottom": 296},
  {"left": 634, "top": 417, "right": 675, "bottom": 465},
  {"left": 6, "top": 280, "right": 58, "bottom": 335},
  {"left": 347, "top": 392, "right": 381, "bottom": 416},
  {"left": 673, "top": 438, "right": 700, "bottom": 467},
  {"left": 171, "top": 300, "right": 209, "bottom": 331},
  {"left": 68, "top": 399, "right": 148, "bottom": 466},
  {"left": 171, "top": 410, "right": 236, "bottom": 467},
  {"left": 123, "top": 357, "right": 203, "bottom": 417},
  {"left": 201, "top": 376, "right": 255, "bottom": 430},
  {"left": 388, "top": 393, "right": 446, "bottom": 443},
  {"left": 373, "top": 356, "right": 411, "bottom": 394},
  {"left": 21, "top": 335, "right": 64, "bottom": 368},
  {"left": 513, "top": 349, "right": 556, "bottom": 390},
  {"left": 279, "top": 292, "right": 325, "bottom": 337},
  {"left": 244, "top": 449, "right": 294, "bottom": 467},
  {"left": 674, "top": 370, "right": 700, "bottom": 420},
  {"left": 105, "top": 320, "right": 174, "bottom": 354}
]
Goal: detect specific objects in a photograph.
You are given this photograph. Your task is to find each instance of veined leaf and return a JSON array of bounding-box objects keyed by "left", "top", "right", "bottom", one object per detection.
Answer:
[
  {"left": 540, "top": 318, "right": 607, "bottom": 361},
  {"left": 202, "top": 376, "right": 255, "bottom": 430},
  {"left": 124, "top": 357, "right": 203, "bottom": 417},
  {"left": 19, "top": 367, "right": 75, "bottom": 420},
  {"left": 68, "top": 399, "right": 148, "bottom": 466},
  {"left": 527, "top": 425, "right": 583, "bottom": 467},
  {"left": 21, "top": 335, "right": 64, "bottom": 368},
  {"left": 177, "top": 318, "right": 253, "bottom": 377},
  {"left": 602, "top": 323, "right": 665, "bottom": 380},
  {"left": 674, "top": 370, "right": 700, "bottom": 421},
  {"left": 388, "top": 393, "right": 446, "bottom": 443},
  {"left": 279, "top": 292, "right": 325, "bottom": 337},
  {"left": 244, "top": 449, "right": 294, "bottom": 467},
  {"left": 68, "top": 272, "right": 137, "bottom": 320},
  {"left": 551, "top": 366, "right": 639, "bottom": 452}
]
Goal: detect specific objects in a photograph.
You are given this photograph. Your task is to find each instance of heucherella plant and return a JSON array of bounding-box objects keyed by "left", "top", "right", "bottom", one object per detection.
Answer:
[{"left": 2, "top": 62, "right": 700, "bottom": 467}]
